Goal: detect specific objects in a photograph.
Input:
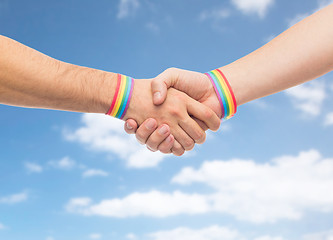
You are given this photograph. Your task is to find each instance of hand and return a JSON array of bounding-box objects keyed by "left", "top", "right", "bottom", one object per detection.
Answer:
[
  {"left": 124, "top": 68, "right": 222, "bottom": 154},
  {"left": 123, "top": 78, "right": 220, "bottom": 156}
]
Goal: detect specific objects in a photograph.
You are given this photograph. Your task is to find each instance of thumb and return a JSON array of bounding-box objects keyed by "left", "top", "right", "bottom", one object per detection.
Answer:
[
  {"left": 124, "top": 119, "right": 138, "bottom": 134},
  {"left": 152, "top": 68, "right": 178, "bottom": 105}
]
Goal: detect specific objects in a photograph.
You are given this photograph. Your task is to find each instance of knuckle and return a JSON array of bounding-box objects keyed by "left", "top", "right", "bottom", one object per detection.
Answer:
[
  {"left": 194, "top": 130, "right": 206, "bottom": 143},
  {"left": 136, "top": 131, "right": 147, "bottom": 143},
  {"left": 159, "top": 147, "right": 171, "bottom": 154},
  {"left": 169, "top": 108, "right": 182, "bottom": 118},
  {"left": 212, "top": 119, "right": 221, "bottom": 131},
  {"left": 183, "top": 138, "right": 195, "bottom": 150},
  {"left": 176, "top": 149, "right": 185, "bottom": 156},
  {"left": 204, "top": 108, "right": 214, "bottom": 119},
  {"left": 171, "top": 145, "right": 182, "bottom": 156},
  {"left": 166, "top": 67, "right": 177, "bottom": 73}
]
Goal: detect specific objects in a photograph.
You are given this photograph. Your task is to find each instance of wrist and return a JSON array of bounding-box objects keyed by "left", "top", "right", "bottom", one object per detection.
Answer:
[
  {"left": 219, "top": 65, "right": 245, "bottom": 106},
  {"left": 205, "top": 68, "right": 237, "bottom": 120},
  {"left": 122, "top": 78, "right": 152, "bottom": 122},
  {"left": 105, "top": 73, "right": 135, "bottom": 119}
]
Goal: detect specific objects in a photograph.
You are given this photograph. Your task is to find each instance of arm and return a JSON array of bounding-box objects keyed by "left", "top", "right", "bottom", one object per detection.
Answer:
[
  {"left": 0, "top": 36, "right": 220, "bottom": 156},
  {"left": 0, "top": 35, "right": 114, "bottom": 113},
  {"left": 125, "top": 3, "right": 333, "bottom": 151}
]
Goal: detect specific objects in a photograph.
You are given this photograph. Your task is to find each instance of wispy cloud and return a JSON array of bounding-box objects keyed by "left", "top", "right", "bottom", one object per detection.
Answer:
[
  {"left": 0, "top": 222, "right": 5, "bottom": 230},
  {"left": 65, "top": 191, "right": 209, "bottom": 218},
  {"left": 64, "top": 114, "right": 168, "bottom": 168},
  {"left": 25, "top": 162, "right": 43, "bottom": 173},
  {"left": 254, "top": 237, "right": 284, "bottom": 240},
  {"left": 117, "top": 0, "right": 140, "bottom": 19},
  {"left": 126, "top": 233, "right": 138, "bottom": 240},
  {"left": 82, "top": 169, "right": 109, "bottom": 178},
  {"left": 199, "top": 8, "right": 231, "bottom": 22},
  {"left": 89, "top": 233, "right": 102, "bottom": 239},
  {"left": 66, "top": 150, "right": 333, "bottom": 223},
  {"left": 231, "top": 0, "right": 275, "bottom": 18},
  {"left": 148, "top": 225, "right": 243, "bottom": 240},
  {"left": 147, "top": 225, "right": 284, "bottom": 240},
  {"left": 285, "top": 81, "right": 326, "bottom": 117},
  {"left": 324, "top": 112, "right": 333, "bottom": 126},
  {"left": 48, "top": 156, "right": 76, "bottom": 170},
  {"left": 145, "top": 22, "right": 160, "bottom": 33},
  {"left": 172, "top": 149, "right": 333, "bottom": 223},
  {"left": 0, "top": 191, "right": 28, "bottom": 204},
  {"left": 287, "top": 0, "right": 333, "bottom": 27},
  {"left": 303, "top": 229, "right": 333, "bottom": 240}
]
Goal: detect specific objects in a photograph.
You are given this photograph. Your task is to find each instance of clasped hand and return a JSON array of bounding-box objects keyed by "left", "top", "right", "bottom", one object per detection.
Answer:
[{"left": 123, "top": 68, "right": 222, "bottom": 156}]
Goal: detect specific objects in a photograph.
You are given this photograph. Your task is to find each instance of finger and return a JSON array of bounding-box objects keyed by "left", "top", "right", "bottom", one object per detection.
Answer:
[
  {"left": 145, "top": 124, "right": 172, "bottom": 151},
  {"left": 171, "top": 140, "right": 185, "bottom": 156},
  {"left": 172, "top": 125, "right": 195, "bottom": 151},
  {"left": 135, "top": 118, "right": 158, "bottom": 144},
  {"left": 124, "top": 119, "right": 138, "bottom": 134},
  {"left": 179, "top": 117, "right": 206, "bottom": 144},
  {"left": 187, "top": 99, "right": 221, "bottom": 131},
  {"left": 152, "top": 68, "right": 178, "bottom": 105},
  {"left": 193, "top": 118, "right": 209, "bottom": 131},
  {"left": 158, "top": 134, "right": 175, "bottom": 154}
]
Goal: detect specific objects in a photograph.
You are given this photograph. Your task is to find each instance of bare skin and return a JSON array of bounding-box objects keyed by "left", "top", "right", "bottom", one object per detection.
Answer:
[
  {"left": 0, "top": 36, "right": 221, "bottom": 156},
  {"left": 125, "top": 3, "right": 333, "bottom": 153}
]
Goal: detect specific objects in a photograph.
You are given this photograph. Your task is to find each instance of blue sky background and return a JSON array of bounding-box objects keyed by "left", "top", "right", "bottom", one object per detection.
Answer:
[{"left": 1, "top": 0, "right": 333, "bottom": 240}]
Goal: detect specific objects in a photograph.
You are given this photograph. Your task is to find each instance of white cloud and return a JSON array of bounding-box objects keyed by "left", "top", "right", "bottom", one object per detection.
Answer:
[
  {"left": 231, "top": 0, "right": 274, "bottom": 18},
  {"left": 172, "top": 149, "right": 333, "bottom": 223},
  {"left": 89, "top": 233, "right": 102, "bottom": 239},
  {"left": 0, "top": 223, "right": 5, "bottom": 230},
  {"left": 48, "top": 156, "right": 76, "bottom": 170},
  {"left": 285, "top": 81, "right": 326, "bottom": 117},
  {"left": 82, "top": 169, "right": 109, "bottom": 178},
  {"left": 303, "top": 229, "right": 333, "bottom": 240},
  {"left": 25, "top": 162, "right": 43, "bottom": 173},
  {"left": 117, "top": 0, "right": 140, "bottom": 19},
  {"left": 148, "top": 225, "right": 243, "bottom": 240},
  {"left": 126, "top": 233, "right": 138, "bottom": 240},
  {"left": 65, "top": 191, "right": 210, "bottom": 218},
  {"left": 65, "top": 149, "right": 333, "bottom": 223},
  {"left": 46, "top": 237, "right": 54, "bottom": 240},
  {"left": 324, "top": 112, "right": 333, "bottom": 126},
  {"left": 254, "top": 236, "right": 284, "bottom": 240},
  {"left": 64, "top": 113, "right": 168, "bottom": 168},
  {"left": 0, "top": 192, "right": 28, "bottom": 204},
  {"left": 146, "top": 22, "right": 160, "bottom": 33},
  {"left": 200, "top": 8, "right": 231, "bottom": 21}
]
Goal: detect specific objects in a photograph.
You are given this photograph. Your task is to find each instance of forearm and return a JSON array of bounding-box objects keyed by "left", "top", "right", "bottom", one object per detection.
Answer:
[
  {"left": 222, "top": 4, "right": 333, "bottom": 106},
  {"left": 0, "top": 35, "right": 116, "bottom": 113}
]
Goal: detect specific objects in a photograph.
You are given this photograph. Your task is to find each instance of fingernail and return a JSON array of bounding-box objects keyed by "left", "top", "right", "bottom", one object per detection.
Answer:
[
  {"left": 147, "top": 145, "right": 156, "bottom": 152},
  {"left": 154, "top": 92, "right": 161, "bottom": 100},
  {"left": 146, "top": 119, "right": 156, "bottom": 130},
  {"left": 126, "top": 122, "right": 133, "bottom": 130},
  {"left": 158, "top": 125, "right": 169, "bottom": 135}
]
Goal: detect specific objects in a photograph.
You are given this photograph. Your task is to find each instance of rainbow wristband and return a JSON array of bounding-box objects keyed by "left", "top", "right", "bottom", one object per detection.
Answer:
[
  {"left": 204, "top": 69, "right": 237, "bottom": 120},
  {"left": 106, "top": 73, "right": 134, "bottom": 119}
]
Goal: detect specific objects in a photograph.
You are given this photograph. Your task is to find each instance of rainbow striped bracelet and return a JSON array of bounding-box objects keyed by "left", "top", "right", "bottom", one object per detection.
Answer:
[
  {"left": 106, "top": 73, "right": 134, "bottom": 119},
  {"left": 204, "top": 69, "right": 237, "bottom": 120}
]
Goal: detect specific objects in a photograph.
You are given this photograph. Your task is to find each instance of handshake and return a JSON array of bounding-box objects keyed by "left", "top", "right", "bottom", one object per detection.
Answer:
[{"left": 107, "top": 67, "right": 237, "bottom": 156}]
